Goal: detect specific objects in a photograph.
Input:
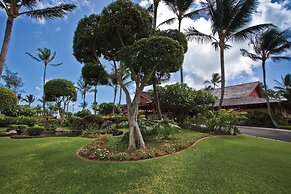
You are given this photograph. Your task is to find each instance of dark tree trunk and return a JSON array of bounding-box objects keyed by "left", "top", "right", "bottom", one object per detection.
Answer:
[
  {"left": 82, "top": 91, "right": 86, "bottom": 110},
  {"left": 218, "top": 46, "right": 225, "bottom": 109},
  {"left": 153, "top": 1, "right": 159, "bottom": 30},
  {"left": 112, "top": 84, "right": 118, "bottom": 115},
  {"left": 43, "top": 65, "right": 47, "bottom": 124},
  {"left": 93, "top": 86, "right": 97, "bottom": 114},
  {"left": 153, "top": 78, "right": 162, "bottom": 119},
  {"left": 118, "top": 86, "right": 122, "bottom": 105},
  {"left": 178, "top": 19, "right": 183, "bottom": 83},
  {"left": 0, "top": 17, "right": 14, "bottom": 76},
  {"left": 262, "top": 60, "right": 278, "bottom": 127}
]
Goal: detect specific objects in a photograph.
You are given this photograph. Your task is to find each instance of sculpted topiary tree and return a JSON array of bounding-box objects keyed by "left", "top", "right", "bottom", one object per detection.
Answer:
[
  {"left": 0, "top": 86, "right": 18, "bottom": 113},
  {"left": 120, "top": 36, "right": 184, "bottom": 150},
  {"left": 44, "top": 79, "right": 77, "bottom": 124},
  {"left": 81, "top": 64, "right": 108, "bottom": 114}
]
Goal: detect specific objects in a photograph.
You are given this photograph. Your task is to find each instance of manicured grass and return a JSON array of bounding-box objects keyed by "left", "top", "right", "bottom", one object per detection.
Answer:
[{"left": 0, "top": 135, "right": 291, "bottom": 193}]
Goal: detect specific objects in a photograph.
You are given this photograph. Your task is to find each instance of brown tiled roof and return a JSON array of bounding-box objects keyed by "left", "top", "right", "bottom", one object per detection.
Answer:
[
  {"left": 209, "top": 81, "right": 261, "bottom": 99},
  {"left": 213, "top": 97, "right": 280, "bottom": 107}
]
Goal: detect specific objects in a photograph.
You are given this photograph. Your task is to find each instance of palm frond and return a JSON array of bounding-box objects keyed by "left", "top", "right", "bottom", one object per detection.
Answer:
[
  {"left": 26, "top": 52, "right": 41, "bottom": 62},
  {"left": 20, "top": 4, "right": 76, "bottom": 20},
  {"left": 22, "top": 0, "right": 38, "bottom": 9},
  {"left": 50, "top": 63, "right": 62, "bottom": 67},
  {"left": 271, "top": 56, "right": 291, "bottom": 62},
  {"left": 157, "top": 17, "right": 176, "bottom": 28},
  {"left": 147, "top": 3, "right": 153, "bottom": 13},
  {"left": 240, "top": 49, "right": 261, "bottom": 61},
  {"left": 185, "top": 27, "right": 215, "bottom": 44},
  {"left": 229, "top": 23, "right": 274, "bottom": 42},
  {"left": 0, "top": 1, "right": 7, "bottom": 10},
  {"left": 49, "top": 52, "right": 56, "bottom": 63},
  {"left": 183, "top": 6, "right": 207, "bottom": 19}
]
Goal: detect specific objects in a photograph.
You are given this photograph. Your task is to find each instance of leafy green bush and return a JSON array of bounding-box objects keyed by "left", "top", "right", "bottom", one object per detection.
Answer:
[
  {"left": 75, "top": 109, "right": 91, "bottom": 118},
  {"left": 83, "top": 114, "right": 104, "bottom": 129},
  {"left": 0, "top": 116, "right": 37, "bottom": 127},
  {"left": 67, "top": 116, "right": 84, "bottom": 130},
  {"left": 0, "top": 86, "right": 18, "bottom": 113},
  {"left": 18, "top": 116, "right": 37, "bottom": 126},
  {"left": 99, "top": 102, "right": 121, "bottom": 115},
  {"left": 155, "top": 119, "right": 181, "bottom": 139},
  {"left": 27, "top": 126, "right": 45, "bottom": 136},
  {"left": 108, "top": 115, "right": 127, "bottom": 123},
  {"left": 7, "top": 124, "right": 28, "bottom": 131},
  {"left": 206, "top": 109, "right": 247, "bottom": 135}
]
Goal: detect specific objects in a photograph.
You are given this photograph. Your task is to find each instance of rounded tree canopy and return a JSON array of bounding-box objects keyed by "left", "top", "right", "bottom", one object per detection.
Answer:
[
  {"left": 73, "top": 14, "right": 103, "bottom": 64},
  {"left": 44, "top": 79, "right": 77, "bottom": 102},
  {"left": 0, "top": 86, "right": 18, "bottom": 112},
  {"left": 81, "top": 64, "right": 108, "bottom": 86},
  {"left": 157, "top": 29, "right": 188, "bottom": 53},
  {"left": 100, "top": 0, "right": 152, "bottom": 61},
  {"left": 120, "top": 36, "right": 184, "bottom": 75}
]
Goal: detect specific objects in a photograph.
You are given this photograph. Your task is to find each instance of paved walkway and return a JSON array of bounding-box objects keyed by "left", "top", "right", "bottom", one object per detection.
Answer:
[{"left": 237, "top": 126, "right": 291, "bottom": 142}]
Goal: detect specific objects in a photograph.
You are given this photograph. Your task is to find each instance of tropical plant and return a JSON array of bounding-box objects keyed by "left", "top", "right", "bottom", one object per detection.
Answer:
[
  {"left": 22, "top": 94, "right": 36, "bottom": 106},
  {"left": 204, "top": 73, "right": 221, "bottom": 89},
  {"left": 26, "top": 48, "right": 62, "bottom": 122},
  {"left": 99, "top": 102, "right": 121, "bottom": 116},
  {"left": 109, "top": 66, "right": 119, "bottom": 115},
  {"left": 186, "top": 0, "right": 273, "bottom": 108},
  {"left": 158, "top": 0, "right": 203, "bottom": 83},
  {"left": 0, "top": 0, "right": 76, "bottom": 76},
  {"left": 1, "top": 65, "right": 24, "bottom": 94},
  {"left": 44, "top": 79, "right": 77, "bottom": 125},
  {"left": 0, "top": 86, "right": 18, "bottom": 113},
  {"left": 81, "top": 63, "right": 108, "bottom": 114},
  {"left": 275, "top": 73, "right": 291, "bottom": 103},
  {"left": 240, "top": 28, "right": 291, "bottom": 127},
  {"left": 76, "top": 76, "right": 91, "bottom": 110}
]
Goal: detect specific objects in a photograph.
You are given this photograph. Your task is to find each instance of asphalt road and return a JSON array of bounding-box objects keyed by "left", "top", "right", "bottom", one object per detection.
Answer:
[{"left": 237, "top": 126, "right": 291, "bottom": 142}]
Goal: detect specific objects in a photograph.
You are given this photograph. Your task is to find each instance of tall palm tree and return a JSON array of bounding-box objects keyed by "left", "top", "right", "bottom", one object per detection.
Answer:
[
  {"left": 0, "top": 0, "right": 76, "bottom": 76},
  {"left": 204, "top": 73, "right": 221, "bottom": 89},
  {"left": 240, "top": 28, "right": 291, "bottom": 127},
  {"left": 26, "top": 48, "right": 62, "bottom": 122},
  {"left": 109, "top": 68, "right": 119, "bottom": 115},
  {"left": 158, "top": 0, "right": 204, "bottom": 83},
  {"left": 76, "top": 76, "right": 91, "bottom": 110},
  {"left": 186, "top": 0, "right": 273, "bottom": 109},
  {"left": 22, "top": 94, "right": 36, "bottom": 106}
]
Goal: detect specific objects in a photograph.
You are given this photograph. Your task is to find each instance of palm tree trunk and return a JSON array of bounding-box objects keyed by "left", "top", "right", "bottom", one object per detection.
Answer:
[
  {"left": 83, "top": 92, "right": 86, "bottom": 110},
  {"left": 118, "top": 86, "right": 122, "bottom": 105},
  {"left": 112, "top": 84, "right": 118, "bottom": 115},
  {"left": 178, "top": 19, "right": 183, "bottom": 83},
  {"left": 218, "top": 46, "right": 225, "bottom": 109},
  {"left": 0, "top": 17, "right": 14, "bottom": 76},
  {"left": 43, "top": 65, "right": 47, "bottom": 123},
  {"left": 153, "top": 1, "right": 159, "bottom": 30},
  {"left": 93, "top": 86, "right": 97, "bottom": 114},
  {"left": 153, "top": 78, "right": 162, "bottom": 119},
  {"left": 262, "top": 60, "right": 278, "bottom": 127}
]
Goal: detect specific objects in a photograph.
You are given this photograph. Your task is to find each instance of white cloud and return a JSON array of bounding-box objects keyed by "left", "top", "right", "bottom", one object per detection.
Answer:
[{"left": 140, "top": 0, "right": 291, "bottom": 89}]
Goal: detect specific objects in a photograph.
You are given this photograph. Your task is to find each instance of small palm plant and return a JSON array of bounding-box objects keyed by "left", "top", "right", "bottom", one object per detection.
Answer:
[
  {"left": 0, "top": 0, "right": 76, "bottom": 75},
  {"left": 22, "top": 94, "right": 36, "bottom": 107},
  {"left": 240, "top": 28, "right": 291, "bottom": 127},
  {"left": 204, "top": 73, "right": 221, "bottom": 89},
  {"left": 26, "top": 48, "right": 62, "bottom": 122},
  {"left": 274, "top": 73, "right": 291, "bottom": 102},
  {"left": 76, "top": 76, "right": 91, "bottom": 110}
]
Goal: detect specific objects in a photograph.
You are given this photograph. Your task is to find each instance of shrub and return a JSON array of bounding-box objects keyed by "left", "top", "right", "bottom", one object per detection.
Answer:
[
  {"left": 108, "top": 115, "right": 127, "bottom": 124},
  {"left": 75, "top": 109, "right": 91, "bottom": 118},
  {"left": 0, "top": 116, "right": 37, "bottom": 127},
  {"left": 27, "top": 126, "right": 45, "bottom": 136},
  {"left": 154, "top": 119, "right": 181, "bottom": 139},
  {"left": 206, "top": 109, "right": 247, "bottom": 135},
  {"left": 99, "top": 102, "right": 121, "bottom": 115},
  {"left": 67, "top": 116, "right": 84, "bottom": 130},
  {"left": 0, "top": 86, "right": 18, "bottom": 113},
  {"left": 18, "top": 116, "right": 37, "bottom": 126},
  {"left": 83, "top": 114, "right": 104, "bottom": 129}
]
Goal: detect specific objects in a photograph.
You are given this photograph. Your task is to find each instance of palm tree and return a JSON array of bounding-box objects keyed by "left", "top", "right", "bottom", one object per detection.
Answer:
[
  {"left": 26, "top": 48, "right": 62, "bottom": 122},
  {"left": 204, "top": 73, "right": 221, "bottom": 89},
  {"left": 240, "top": 28, "right": 291, "bottom": 127},
  {"left": 158, "top": 0, "right": 204, "bottom": 83},
  {"left": 274, "top": 74, "right": 291, "bottom": 95},
  {"left": 109, "top": 68, "right": 119, "bottom": 115},
  {"left": 0, "top": 1, "right": 76, "bottom": 76},
  {"left": 76, "top": 76, "right": 91, "bottom": 110},
  {"left": 22, "top": 94, "right": 36, "bottom": 106},
  {"left": 186, "top": 0, "right": 273, "bottom": 108}
]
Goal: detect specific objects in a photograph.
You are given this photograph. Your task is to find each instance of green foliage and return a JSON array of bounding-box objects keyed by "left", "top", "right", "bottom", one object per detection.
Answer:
[
  {"left": 0, "top": 86, "right": 18, "bottom": 113},
  {"left": 155, "top": 119, "right": 181, "bottom": 139},
  {"left": 83, "top": 114, "right": 104, "bottom": 129},
  {"left": 1, "top": 66, "right": 24, "bottom": 94},
  {"left": 27, "top": 126, "right": 45, "bottom": 136},
  {"left": 67, "top": 116, "right": 83, "bottom": 130},
  {"left": 156, "top": 29, "right": 188, "bottom": 53},
  {"left": 0, "top": 116, "right": 37, "bottom": 127},
  {"left": 156, "top": 83, "right": 216, "bottom": 123},
  {"left": 120, "top": 36, "right": 184, "bottom": 75},
  {"left": 100, "top": 0, "right": 152, "bottom": 60},
  {"left": 81, "top": 64, "right": 108, "bottom": 86},
  {"left": 206, "top": 109, "right": 247, "bottom": 135},
  {"left": 75, "top": 109, "right": 91, "bottom": 118},
  {"left": 99, "top": 102, "right": 121, "bottom": 115},
  {"left": 44, "top": 79, "right": 77, "bottom": 102}
]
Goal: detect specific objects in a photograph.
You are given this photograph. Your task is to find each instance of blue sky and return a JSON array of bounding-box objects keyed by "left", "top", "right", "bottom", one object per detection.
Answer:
[{"left": 0, "top": 0, "right": 290, "bottom": 112}]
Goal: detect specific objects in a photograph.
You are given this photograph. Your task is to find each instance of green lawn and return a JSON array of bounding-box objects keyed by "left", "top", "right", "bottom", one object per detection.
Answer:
[{"left": 0, "top": 135, "right": 290, "bottom": 193}]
